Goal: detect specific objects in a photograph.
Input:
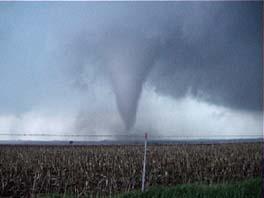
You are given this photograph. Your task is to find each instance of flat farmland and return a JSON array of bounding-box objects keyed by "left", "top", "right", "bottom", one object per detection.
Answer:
[{"left": 0, "top": 142, "right": 262, "bottom": 197}]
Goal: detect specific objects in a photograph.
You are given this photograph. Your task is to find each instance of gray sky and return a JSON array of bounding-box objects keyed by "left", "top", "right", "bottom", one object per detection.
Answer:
[{"left": 0, "top": 1, "right": 262, "bottom": 140}]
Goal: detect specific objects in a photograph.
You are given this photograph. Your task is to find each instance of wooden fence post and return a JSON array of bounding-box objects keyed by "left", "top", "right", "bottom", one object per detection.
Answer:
[{"left": 141, "top": 132, "right": 148, "bottom": 192}]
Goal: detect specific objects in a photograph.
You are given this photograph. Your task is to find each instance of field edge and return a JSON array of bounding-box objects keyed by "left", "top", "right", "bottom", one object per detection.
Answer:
[{"left": 38, "top": 176, "right": 262, "bottom": 198}]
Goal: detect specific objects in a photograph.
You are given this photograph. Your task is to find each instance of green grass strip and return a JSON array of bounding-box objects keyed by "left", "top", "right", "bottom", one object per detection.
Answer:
[{"left": 38, "top": 177, "right": 262, "bottom": 198}]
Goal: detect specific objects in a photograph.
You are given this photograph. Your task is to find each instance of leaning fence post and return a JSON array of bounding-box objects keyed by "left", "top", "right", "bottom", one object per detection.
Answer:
[{"left": 141, "top": 132, "right": 148, "bottom": 192}]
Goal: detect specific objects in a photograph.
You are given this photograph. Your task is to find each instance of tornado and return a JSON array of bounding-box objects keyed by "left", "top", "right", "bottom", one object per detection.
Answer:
[{"left": 102, "top": 31, "right": 159, "bottom": 130}]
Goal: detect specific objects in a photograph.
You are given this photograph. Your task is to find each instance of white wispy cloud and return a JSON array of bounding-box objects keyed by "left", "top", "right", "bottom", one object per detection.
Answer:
[{"left": 0, "top": 84, "right": 261, "bottom": 141}]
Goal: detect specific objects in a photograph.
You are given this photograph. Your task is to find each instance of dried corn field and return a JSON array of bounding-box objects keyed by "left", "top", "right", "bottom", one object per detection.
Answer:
[{"left": 0, "top": 142, "right": 262, "bottom": 197}]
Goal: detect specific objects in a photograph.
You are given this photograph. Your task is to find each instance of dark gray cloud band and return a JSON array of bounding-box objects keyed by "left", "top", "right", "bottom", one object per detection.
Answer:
[{"left": 149, "top": 2, "right": 262, "bottom": 112}]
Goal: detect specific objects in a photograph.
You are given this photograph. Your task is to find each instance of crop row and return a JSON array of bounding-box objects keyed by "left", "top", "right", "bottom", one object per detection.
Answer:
[{"left": 0, "top": 143, "right": 262, "bottom": 197}]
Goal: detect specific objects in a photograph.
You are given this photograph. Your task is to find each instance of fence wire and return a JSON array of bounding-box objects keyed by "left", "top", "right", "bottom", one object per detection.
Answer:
[{"left": 0, "top": 132, "right": 262, "bottom": 140}]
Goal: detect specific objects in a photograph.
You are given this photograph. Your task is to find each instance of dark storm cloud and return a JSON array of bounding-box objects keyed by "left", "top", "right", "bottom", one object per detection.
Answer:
[
  {"left": 148, "top": 1, "right": 262, "bottom": 112},
  {"left": 0, "top": 1, "right": 262, "bottom": 137},
  {"left": 62, "top": 1, "right": 262, "bottom": 130}
]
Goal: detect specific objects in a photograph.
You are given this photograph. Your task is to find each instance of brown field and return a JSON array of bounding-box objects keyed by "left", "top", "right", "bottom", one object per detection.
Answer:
[{"left": 0, "top": 142, "right": 262, "bottom": 197}]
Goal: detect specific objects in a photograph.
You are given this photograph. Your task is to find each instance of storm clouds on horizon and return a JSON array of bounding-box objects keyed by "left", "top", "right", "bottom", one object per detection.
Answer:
[{"left": 0, "top": 1, "right": 262, "bottom": 140}]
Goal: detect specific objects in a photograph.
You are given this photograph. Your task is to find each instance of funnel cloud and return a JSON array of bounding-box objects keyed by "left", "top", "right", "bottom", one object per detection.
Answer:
[{"left": 102, "top": 30, "right": 160, "bottom": 130}]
